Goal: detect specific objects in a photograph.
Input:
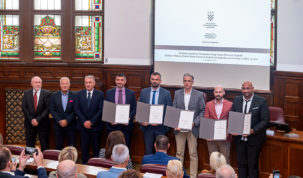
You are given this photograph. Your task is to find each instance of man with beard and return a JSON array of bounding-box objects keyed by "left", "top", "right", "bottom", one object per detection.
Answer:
[
  {"left": 231, "top": 81, "right": 269, "bottom": 178},
  {"left": 139, "top": 72, "right": 172, "bottom": 155},
  {"left": 105, "top": 73, "right": 137, "bottom": 147},
  {"left": 204, "top": 85, "right": 233, "bottom": 164}
]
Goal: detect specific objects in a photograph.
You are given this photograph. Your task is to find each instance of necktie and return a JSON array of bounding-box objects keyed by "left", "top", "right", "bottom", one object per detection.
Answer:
[
  {"left": 244, "top": 100, "right": 250, "bottom": 113},
  {"left": 87, "top": 92, "right": 91, "bottom": 108},
  {"left": 118, "top": 89, "right": 123, "bottom": 104},
  {"left": 152, "top": 91, "right": 156, "bottom": 104},
  {"left": 34, "top": 91, "right": 37, "bottom": 112}
]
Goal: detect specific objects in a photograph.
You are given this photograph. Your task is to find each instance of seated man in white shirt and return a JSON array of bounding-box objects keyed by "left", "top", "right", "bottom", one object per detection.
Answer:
[{"left": 96, "top": 144, "right": 129, "bottom": 178}]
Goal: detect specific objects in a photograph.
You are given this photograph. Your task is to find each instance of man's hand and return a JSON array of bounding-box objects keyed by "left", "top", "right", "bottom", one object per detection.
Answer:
[
  {"left": 33, "top": 147, "right": 43, "bottom": 167},
  {"left": 110, "top": 122, "right": 117, "bottom": 125},
  {"left": 232, "top": 133, "right": 238, "bottom": 136},
  {"left": 31, "top": 119, "right": 38, "bottom": 126},
  {"left": 175, "top": 128, "right": 181, "bottom": 131},
  {"left": 151, "top": 124, "right": 159, "bottom": 126},
  {"left": 142, "top": 122, "right": 148, "bottom": 126},
  {"left": 18, "top": 149, "right": 30, "bottom": 171},
  {"left": 59, "top": 120, "right": 68, "bottom": 127},
  {"left": 250, "top": 129, "right": 254, "bottom": 134},
  {"left": 83, "top": 121, "right": 92, "bottom": 129}
]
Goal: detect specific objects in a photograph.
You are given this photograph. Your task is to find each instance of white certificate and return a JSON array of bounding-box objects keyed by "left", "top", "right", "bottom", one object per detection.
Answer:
[
  {"left": 178, "top": 110, "right": 194, "bottom": 130},
  {"left": 115, "top": 105, "right": 130, "bottom": 124},
  {"left": 243, "top": 113, "right": 251, "bottom": 135},
  {"left": 213, "top": 120, "right": 227, "bottom": 140},
  {"left": 149, "top": 105, "right": 164, "bottom": 124}
]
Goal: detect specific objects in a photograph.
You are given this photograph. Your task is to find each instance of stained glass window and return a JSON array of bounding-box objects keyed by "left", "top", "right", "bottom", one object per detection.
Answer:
[
  {"left": 34, "top": 15, "right": 61, "bottom": 60},
  {"left": 0, "top": 15, "right": 19, "bottom": 60},
  {"left": 0, "top": 0, "right": 19, "bottom": 10},
  {"left": 34, "top": 0, "right": 61, "bottom": 10},
  {"left": 75, "top": 0, "right": 102, "bottom": 11},
  {"left": 75, "top": 16, "right": 102, "bottom": 61}
]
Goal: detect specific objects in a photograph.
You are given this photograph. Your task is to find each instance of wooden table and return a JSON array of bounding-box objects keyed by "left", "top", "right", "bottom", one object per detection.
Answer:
[{"left": 13, "top": 155, "right": 107, "bottom": 178}]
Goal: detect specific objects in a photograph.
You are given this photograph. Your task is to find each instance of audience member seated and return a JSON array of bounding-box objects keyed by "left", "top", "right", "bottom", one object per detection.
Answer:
[
  {"left": 201, "top": 152, "right": 227, "bottom": 175},
  {"left": 57, "top": 160, "right": 77, "bottom": 178},
  {"left": 166, "top": 160, "right": 184, "bottom": 178},
  {"left": 96, "top": 144, "right": 129, "bottom": 178},
  {"left": 0, "top": 146, "right": 48, "bottom": 178},
  {"left": 142, "top": 135, "right": 189, "bottom": 178},
  {"left": 216, "top": 165, "right": 236, "bottom": 178},
  {"left": 49, "top": 146, "right": 86, "bottom": 178},
  {"left": 99, "top": 131, "right": 133, "bottom": 169},
  {"left": 118, "top": 169, "right": 142, "bottom": 178}
]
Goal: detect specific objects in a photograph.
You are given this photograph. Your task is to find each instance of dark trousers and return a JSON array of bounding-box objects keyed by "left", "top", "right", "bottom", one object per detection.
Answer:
[
  {"left": 236, "top": 140, "right": 262, "bottom": 178},
  {"left": 54, "top": 123, "right": 76, "bottom": 150},
  {"left": 25, "top": 124, "right": 49, "bottom": 151},
  {"left": 106, "top": 124, "right": 131, "bottom": 148},
  {"left": 143, "top": 126, "right": 167, "bottom": 155},
  {"left": 80, "top": 128, "right": 100, "bottom": 164}
]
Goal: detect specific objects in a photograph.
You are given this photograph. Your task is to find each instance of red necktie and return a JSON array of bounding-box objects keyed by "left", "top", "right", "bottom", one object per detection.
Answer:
[{"left": 34, "top": 91, "right": 37, "bottom": 112}]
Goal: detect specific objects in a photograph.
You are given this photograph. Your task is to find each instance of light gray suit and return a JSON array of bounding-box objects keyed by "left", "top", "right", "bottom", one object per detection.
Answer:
[{"left": 173, "top": 88, "right": 205, "bottom": 178}]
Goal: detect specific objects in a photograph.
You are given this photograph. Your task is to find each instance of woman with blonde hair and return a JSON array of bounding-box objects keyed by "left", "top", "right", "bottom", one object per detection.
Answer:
[
  {"left": 201, "top": 151, "right": 227, "bottom": 174},
  {"left": 49, "top": 146, "right": 87, "bottom": 178}
]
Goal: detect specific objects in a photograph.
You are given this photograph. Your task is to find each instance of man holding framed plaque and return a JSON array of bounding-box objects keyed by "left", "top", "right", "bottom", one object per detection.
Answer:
[
  {"left": 104, "top": 73, "right": 137, "bottom": 147},
  {"left": 139, "top": 72, "right": 172, "bottom": 155},
  {"left": 204, "top": 85, "right": 232, "bottom": 164},
  {"left": 173, "top": 73, "right": 205, "bottom": 178},
  {"left": 231, "top": 81, "right": 269, "bottom": 178}
]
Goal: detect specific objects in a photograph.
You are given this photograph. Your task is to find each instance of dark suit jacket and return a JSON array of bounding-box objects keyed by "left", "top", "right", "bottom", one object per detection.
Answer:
[
  {"left": 173, "top": 88, "right": 205, "bottom": 137},
  {"left": 50, "top": 91, "right": 76, "bottom": 128},
  {"left": 142, "top": 152, "right": 189, "bottom": 178},
  {"left": 22, "top": 89, "right": 50, "bottom": 128},
  {"left": 205, "top": 99, "right": 233, "bottom": 141},
  {"left": 139, "top": 87, "right": 173, "bottom": 132},
  {"left": 0, "top": 167, "right": 48, "bottom": 178},
  {"left": 231, "top": 94, "right": 269, "bottom": 145},
  {"left": 74, "top": 89, "right": 104, "bottom": 131},
  {"left": 105, "top": 87, "right": 137, "bottom": 131}
]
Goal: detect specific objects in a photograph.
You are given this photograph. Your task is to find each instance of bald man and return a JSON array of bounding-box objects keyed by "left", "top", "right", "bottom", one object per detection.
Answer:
[
  {"left": 231, "top": 81, "right": 269, "bottom": 178},
  {"left": 57, "top": 160, "right": 77, "bottom": 178},
  {"left": 22, "top": 76, "right": 51, "bottom": 151},
  {"left": 204, "top": 85, "right": 233, "bottom": 164}
]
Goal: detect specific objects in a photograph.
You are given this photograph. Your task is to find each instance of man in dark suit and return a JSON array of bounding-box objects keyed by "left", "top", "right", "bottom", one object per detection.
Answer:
[
  {"left": 0, "top": 146, "right": 48, "bottom": 178},
  {"left": 22, "top": 76, "right": 50, "bottom": 151},
  {"left": 142, "top": 135, "right": 189, "bottom": 178},
  {"left": 231, "top": 81, "right": 269, "bottom": 178},
  {"left": 50, "top": 77, "right": 76, "bottom": 150},
  {"left": 75, "top": 75, "right": 104, "bottom": 164},
  {"left": 105, "top": 73, "right": 136, "bottom": 147},
  {"left": 173, "top": 73, "right": 205, "bottom": 178},
  {"left": 139, "top": 72, "right": 172, "bottom": 155}
]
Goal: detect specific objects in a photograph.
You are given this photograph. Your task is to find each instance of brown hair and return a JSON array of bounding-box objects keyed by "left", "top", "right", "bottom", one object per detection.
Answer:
[
  {"left": 0, "top": 146, "right": 11, "bottom": 170},
  {"left": 58, "top": 146, "right": 78, "bottom": 162},
  {"left": 105, "top": 131, "right": 125, "bottom": 159},
  {"left": 119, "top": 169, "right": 142, "bottom": 178}
]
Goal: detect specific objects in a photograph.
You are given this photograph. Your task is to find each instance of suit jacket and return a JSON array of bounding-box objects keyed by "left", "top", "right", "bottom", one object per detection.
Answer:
[
  {"left": 205, "top": 99, "right": 233, "bottom": 141},
  {"left": 74, "top": 89, "right": 104, "bottom": 131},
  {"left": 22, "top": 89, "right": 50, "bottom": 128},
  {"left": 173, "top": 88, "right": 205, "bottom": 137},
  {"left": 0, "top": 167, "right": 48, "bottom": 178},
  {"left": 105, "top": 88, "right": 137, "bottom": 131},
  {"left": 139, "top": 87, "right": 173, "bottom": 132},
  {"left": 231, "top": 94, "right": 269, "bottom": 145},
  {"left": 142, "top": 152, "right": 189, "bottom": 178},
  {"left": 96, "top": 167, "right": 126, "bottom": 178},
  {"left": 50, "top": 91, "right": 76, "bottom": 128}
]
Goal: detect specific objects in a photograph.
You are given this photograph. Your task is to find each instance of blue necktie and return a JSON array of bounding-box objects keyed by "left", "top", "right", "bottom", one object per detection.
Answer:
[
  {"left": 87, "top": 92, "right": 91, "bottom": 108},
  {"left": 152, "top": 91, "right": 156, "bottom": 104}
]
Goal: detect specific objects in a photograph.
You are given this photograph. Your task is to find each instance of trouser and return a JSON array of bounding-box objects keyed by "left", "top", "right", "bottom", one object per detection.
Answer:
[
  {"left": 54, "top": 123, "right": 76, "bottom": 150},
  {"left": 236, "top": 140, "right": 262, "bottom": 178},
  {"left": 207, "top": 141, "right": 231, "bottom": 164},
  {"left": 175, "top": 132, "right": 198, "bottom": 178},
  {"left": 80, "top": 128, "right": 100, "bottom": 164},
  {"left": 25, "top": 124, "right": 49, "bottom": 151}
]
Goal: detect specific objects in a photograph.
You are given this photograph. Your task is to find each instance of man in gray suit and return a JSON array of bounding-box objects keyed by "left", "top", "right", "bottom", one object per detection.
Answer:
[
  {"left": 139, "top": 72, "right": 173, "bottom": 155},
  {"left": 173, "top": 73, "right": 205, "bottom": 178}
]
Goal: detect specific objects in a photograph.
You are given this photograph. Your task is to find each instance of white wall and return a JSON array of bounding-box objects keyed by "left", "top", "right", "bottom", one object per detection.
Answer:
[
  {"left": 104, "top": 0, "right": 152, "bottom": 65},
  {"left": 277, "top": 0, "right": 303, "bottom": 72}
]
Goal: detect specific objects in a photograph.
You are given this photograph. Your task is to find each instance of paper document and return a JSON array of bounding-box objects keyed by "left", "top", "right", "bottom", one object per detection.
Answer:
[
  {"left": 149, "top": 105, "right": 164, "bottom": 124},
  {"left": 115, "top": 105, "right": 130, "bottom": 124},
  {"left": 178, "top": 110, "right": 194, "bottom": 130},
  {"left": 243, "top": 114, "right": 251, "bottom": 134},
  {"left": 213, "top": 120, "right": 227, "bottom": 140}
]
